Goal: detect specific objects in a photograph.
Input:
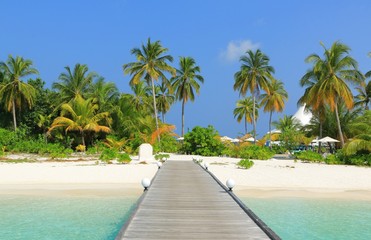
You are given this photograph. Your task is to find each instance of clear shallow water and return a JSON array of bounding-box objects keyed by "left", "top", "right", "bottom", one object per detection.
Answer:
[
  {"left": 0, "top": 195, "right": 137, "bottom": 240},
  {"left": 242, "top": 198, "right": 371, "bottom": 240}
]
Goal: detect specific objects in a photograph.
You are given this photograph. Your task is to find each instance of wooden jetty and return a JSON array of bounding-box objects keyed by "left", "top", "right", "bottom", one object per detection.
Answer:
[{"left": 116, "top": 160, "right": 280, "bottom": 240}]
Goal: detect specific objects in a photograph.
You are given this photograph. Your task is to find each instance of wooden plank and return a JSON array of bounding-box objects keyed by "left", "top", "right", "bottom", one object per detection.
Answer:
[{"left": 116, "top": 160, "right": 278, "bottom": 240}]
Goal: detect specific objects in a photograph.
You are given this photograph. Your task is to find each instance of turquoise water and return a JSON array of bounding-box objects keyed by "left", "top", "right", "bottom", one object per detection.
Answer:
[
  {"left": 243, "top": 198, "right": 371, "bottom": 240},
  {"left": 0, "top": 195, "right": 137, "bottom": 240}
]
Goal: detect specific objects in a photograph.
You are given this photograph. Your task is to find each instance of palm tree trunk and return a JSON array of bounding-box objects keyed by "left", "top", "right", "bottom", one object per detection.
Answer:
[
  {"left": 269, "top": 111, "right": 272, "bottom": 149},
  {"left": 244, "top": 117, "right": 247, "bottom": 134},
  {"left": 334, "top": 104, "right": 344, "bottom": 147},
  {"left": 12, "top": 99, "right": 17, "bottom": 131},
  {"left": 82, "top": 133, "right": 85, "bottom": 147},
  {"left": 150, "top": 78, "right": 160, "bottom": 143},
  {"left": 252, "top": 95, "right": 256, "bottom": 144},
  {"left": 318, "top": 121, "right": 323, "bottom": 153},
  {"left": 181, "top": 99, "right": 185, "bottom": 137}
]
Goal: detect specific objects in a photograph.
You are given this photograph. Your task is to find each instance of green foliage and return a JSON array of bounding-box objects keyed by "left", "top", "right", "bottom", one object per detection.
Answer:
[
  {"left": 237, "top": 159, "right": 254, "bottom": 169},
  {"left": 271, "top": 144, "right": 286, "bottom": 154},
  {"left": 99, "top": 148, "right": 118, "bottom": 162},
  {"left": 117, "top": 153, "right": 132, "bottom": 164},
  {"left": 182, "top": 125, "right": 224, "bottom": 156},
  {"left": 0, "top": 128, "right": 18, "bottom": 147},
  {"left": 153, "top": 135, "right": 179, "bottom": 153},
  {"left": 155, "top": 153, "right": 170, "bottom": 161},
  {"left": 324, "top": 154, "right": 342, "bottom": 165},
  {"left": 99, "top": 148, "right": 132, "bottom": 164},
  {"left": 294, "top": 151, "right": 323, "bottom": 163},
  {"left": 239, "top": 145, "right": 275, "bottom": 160}
]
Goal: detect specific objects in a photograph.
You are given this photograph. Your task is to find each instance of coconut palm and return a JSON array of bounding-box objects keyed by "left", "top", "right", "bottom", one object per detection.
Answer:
[
  {"left": 49, "top": 95, "right": 111, "bottom": 146},
  {"left": 260, "top": 79, "right": 288, "bottom": 147},
  {"left": 123, "top": 38, "right": 175, "bottom": 142},
  {"left": 305, "top": 41, "right": 363, "bottom": 146},
  {"left": 233, "top": 97, "right": 258, "bottom": 134},
  {"left": 354, "top": 80, "right": 370, "bottom": 111},
  {"left": 87, "top": 77, "right": 119, "bottom": 112},
  {"left": 156, "top": 82, "right": 175, "bottom": 122},
  {"left": 0, "top": 55, "right": 39, "bottom": 130},
  {"left": 233, "top": 49, "right": 275, "bottom": 144},
  {"left": 52, "top": 63, "right": 97, "bottom": 103},
  {"left": 299, "top": 68, "right": 327, "bottom": 152},
  {"left": 171, "top": 57, "right": 204, "bottom": 136}
]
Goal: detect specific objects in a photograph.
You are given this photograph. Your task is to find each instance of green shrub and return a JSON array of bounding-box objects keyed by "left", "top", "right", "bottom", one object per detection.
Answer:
[
  {"left": 155, "top": 153, "right": 170, "bottom": 161},
  {"left": 294, "top": 151, "right": 323, "bottom": 163},
  {"left": 237, "top": 159, "right": 254, "bottom": 169},
  {"left": 0, "top": 128, "right": 18, "bottom": 148},
  {"left": 182, "top": 125, "right": 224, "bottom": 156},
  {"left": 153, "top": 135, "right": 180, "bottom": 153},
  {"left": 117, "top": 153, "right": 132, "bottom": 164},
  {"left": 239, "top": 146, "right": 275, "bottom": 160},
  {"left": 324, "top": 154, "right": 341, "bottom": 165},
  {"left": 99, "top": 148, "right": 118, "bottom": 162}
]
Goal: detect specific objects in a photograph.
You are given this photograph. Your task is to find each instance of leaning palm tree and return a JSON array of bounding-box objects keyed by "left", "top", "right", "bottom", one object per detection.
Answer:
[
  {"left": 305, "top": 41, "right": 363, "bottom": 146},
  {"left": 233, "top": 97, "right": 258, "bottom": 134},
  {"left": 52, "top": 63, "right": 97, "bottom": 103},
  {"left": 123, "top": 38, "right": 175, "bottom": 142},
  {"left": 172, "top": 56, "right": 204, "bottom": 136},
  {"left": 49, "top": 95, "right": 111, "bottom": 146},
  {"left": 233, "top": 49, "right": 275, "bottom": 144},
  {"left": 260, "top": 79, "right": 288, "bottom": 147},
  {"left": 0, "top": 55, "right": 39, "bottom": 130}
]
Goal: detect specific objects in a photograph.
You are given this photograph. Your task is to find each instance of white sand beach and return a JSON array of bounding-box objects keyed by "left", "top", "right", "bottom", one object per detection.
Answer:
[{"left": 1, "top": 153, "right": 371, "bottom": 200}]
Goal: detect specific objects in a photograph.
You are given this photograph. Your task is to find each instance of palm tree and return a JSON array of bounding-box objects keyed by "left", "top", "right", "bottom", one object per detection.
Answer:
[
  {"left": 87, "top": 77, "right": 119, "bottom": 112},
  {"left": 260, "top": 79, "right": 288, "bottom": 147},
  {"left": 299, "top": 68, "right": 327, "bottom": 152},
  {"left": 123, "top": 38, "right": 175, "bottom": 142},
  {"left": 156, "top": 82, "right": 175, "bottom": 122},
  {"left": 49, "top": 95, "right": 111, "bottom": 146},
  {"left": 233, "top": 49, "right": 275, "bottom": 144},
  {"left": 304, "top": 41, "right": 363, "bottom": 146},
  {"left": 233, "top": 97, "right": 258, "bottom": 134},
  {"left": 0, "top": 55, "right": 39, "bottom": 130},
  {"left": 354, "top": 80, "right": 370, "bottom": 111},
  {"left": 52, "top": 63, "right": 97, "bottom": 103},
  {"left": 172, "top": 57, "right": 204, "bottom": 136}
]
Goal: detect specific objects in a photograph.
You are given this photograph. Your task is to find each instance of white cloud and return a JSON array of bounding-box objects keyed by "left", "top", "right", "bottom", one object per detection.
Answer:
[{"left": 220, "top": 40, "right": 260, "bottom": 62}]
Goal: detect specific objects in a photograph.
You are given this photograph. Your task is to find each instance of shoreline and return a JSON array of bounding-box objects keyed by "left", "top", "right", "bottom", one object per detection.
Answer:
[{"left": 1, "top": 154, "right": 371, "bottom": 201}]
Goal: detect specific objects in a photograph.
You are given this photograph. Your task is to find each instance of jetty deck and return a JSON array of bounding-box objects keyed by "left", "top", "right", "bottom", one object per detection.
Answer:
[{"left": 116, "top": 160, "right": 279, "bottom": 240}]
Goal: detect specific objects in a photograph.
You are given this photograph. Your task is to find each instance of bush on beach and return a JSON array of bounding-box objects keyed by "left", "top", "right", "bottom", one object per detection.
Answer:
[{"left": 237, "top": 159, "right": 254, "bottom": 169}]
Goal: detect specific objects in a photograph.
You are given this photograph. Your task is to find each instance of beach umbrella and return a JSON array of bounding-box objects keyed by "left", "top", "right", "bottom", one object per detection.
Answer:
[
  {"left": 245, "top": 137, "right": 256, "bottom": 142},
  {"left": 220, "top": 136, "right": 233, "bottom": 142},
  {"left": 318, "top": 136, "right": 340, "bottom": 143}
]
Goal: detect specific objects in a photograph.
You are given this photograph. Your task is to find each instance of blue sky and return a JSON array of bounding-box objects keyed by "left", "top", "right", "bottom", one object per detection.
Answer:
[{"left": 1, "top": 0, "right": 371, "bottom": 138}]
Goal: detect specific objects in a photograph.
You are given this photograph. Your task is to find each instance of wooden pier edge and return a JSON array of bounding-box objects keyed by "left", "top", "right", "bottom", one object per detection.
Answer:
[
  {"left": 196, "top": 162, "right": 281, "bottom": 240},
  {"left": 114, "top": 161, "right": 164, "bottom": 240}
]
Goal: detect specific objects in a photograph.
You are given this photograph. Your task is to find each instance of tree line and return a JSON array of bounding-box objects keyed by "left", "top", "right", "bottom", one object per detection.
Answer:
[{"left": 0, "top": 38, "right": 204, "bottom": 152}]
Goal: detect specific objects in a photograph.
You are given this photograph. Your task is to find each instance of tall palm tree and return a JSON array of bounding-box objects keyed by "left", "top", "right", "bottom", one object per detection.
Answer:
[
  {"left": 52, "top": 63, "right": 97, "bottom": 103},
  {"left": 49, "top": 95, "right": 111, "bottom": 146},
  {"left": 305, "top": 41, "right": 363, "bottom": 146},
  {"left": 233, "top": 49, "right": 274, "bottom": 144},
  {"left": 233, "top": 97, "right": 258, "bottom": 134},
  {"left": 172, "top": 57, "right": 204, "bottom": 136},
  {"left": 0, "top": 55, "right": 39, "bottom": 130},
  {"left": 260, "top": 79, "right": 288, "bottom": 147},
  {"left": 123, "top": 38, "right": 175, "bottom": 142},
  {"left": 156, "top": 82, "right": 175, "bottom": 122},
  {"left": 354, "top": 80, "right": 370, "bottom": 111}
]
